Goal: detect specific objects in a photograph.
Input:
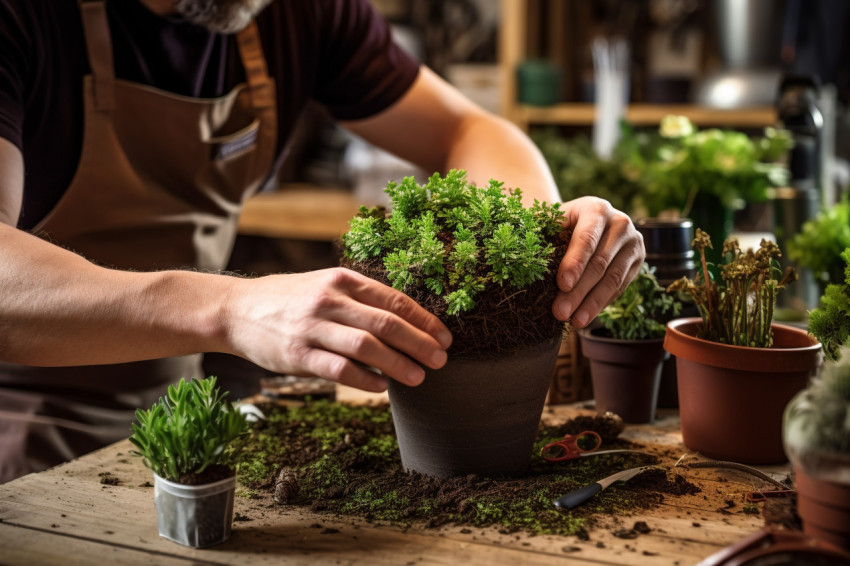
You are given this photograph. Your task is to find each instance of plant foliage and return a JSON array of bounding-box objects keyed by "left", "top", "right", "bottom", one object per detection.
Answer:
[
  {"left": 667, "top": 228, "right": 796, "bottom": 347},
  {"left": 788, "top": 198, "right": 850, "bottom": 289},
  {"left": 808, "top": 248, "right": 850, "bottom": 361},
  {"left": 341, "top": 170, "right": 566, "bottom": 315},
  {"left": 129, "top": 376, "right": 250, "bottom": 482},
  {"left": 597, "top": 263, "right": 681, "bottom": 340},
  {"left": 532, "top": 117, "right": 792, "bottom": 219}
]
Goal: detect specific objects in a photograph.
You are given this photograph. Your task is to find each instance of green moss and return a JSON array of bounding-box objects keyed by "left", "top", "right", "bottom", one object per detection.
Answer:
[{"left": 743, "top": 503, "right": 760, "bottom": 515}]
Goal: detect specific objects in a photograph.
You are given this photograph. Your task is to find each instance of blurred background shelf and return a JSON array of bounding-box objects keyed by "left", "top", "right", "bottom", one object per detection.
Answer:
[
  {"left": 237, "top": 184, "right": 359, "bottom": 241},
  {"left": 514, "top": 102, "right": 777, "bottom": 130}
]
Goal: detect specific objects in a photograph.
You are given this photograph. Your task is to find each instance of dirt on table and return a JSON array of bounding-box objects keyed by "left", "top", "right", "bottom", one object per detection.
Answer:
[{"left": 236, "top": 400, "right": 700, "bottom": 538}]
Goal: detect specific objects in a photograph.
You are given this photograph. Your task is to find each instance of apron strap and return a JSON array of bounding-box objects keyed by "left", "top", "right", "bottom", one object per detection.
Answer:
[
  {"left": 235, "top": 21, "right": 276, "bottom": 113},
  {"left": 78, "top": 0, "right": 115, "bottom": 113}
]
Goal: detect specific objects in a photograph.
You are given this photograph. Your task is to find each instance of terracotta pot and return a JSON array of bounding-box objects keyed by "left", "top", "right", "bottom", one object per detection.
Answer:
[
  {"left": 578, "top": 328, "right": 667, "bottom": 424},
  {"left": 795, "top": 467, "right": 850, "bottom": 552},
  {"left": 388, "top": 338, "right": 561, "bottom": 478},
  {"left": 664, "top": 318, "right": 822, "bottom": 464}
]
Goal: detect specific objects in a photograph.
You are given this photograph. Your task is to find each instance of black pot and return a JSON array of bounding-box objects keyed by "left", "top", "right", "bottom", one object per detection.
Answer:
[
  {"left": 388, "top": 338, "right": 562, "bottom": 478},
  {"left": 634, "top": 217, "right": 696, "bottom": 287}
]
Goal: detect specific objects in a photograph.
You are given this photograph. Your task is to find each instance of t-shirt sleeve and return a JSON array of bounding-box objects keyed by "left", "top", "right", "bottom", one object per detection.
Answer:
[
  {"left": 0, "top": 1, "right": 27, "bottom": 151},
  {"left": 313, "top": 0, "right": 420, "bottom": 121}
]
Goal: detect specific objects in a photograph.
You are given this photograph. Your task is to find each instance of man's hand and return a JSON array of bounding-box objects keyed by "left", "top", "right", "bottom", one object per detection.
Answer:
[
  {"left": 222, "top": 268, "right": 452, "bottom": 393},
  {"left": 553, "top": 197, "right": 645, "bottom": 327}
]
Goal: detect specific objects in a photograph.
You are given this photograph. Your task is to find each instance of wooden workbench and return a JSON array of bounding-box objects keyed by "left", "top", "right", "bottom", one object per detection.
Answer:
[{"left": 0, "top": 397, "right": 792, "bottom": 566}]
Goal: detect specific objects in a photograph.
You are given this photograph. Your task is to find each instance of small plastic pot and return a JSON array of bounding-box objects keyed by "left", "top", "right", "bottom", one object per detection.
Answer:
[{"left": 154, "top": 473, "right": 236, "bottom": 548}]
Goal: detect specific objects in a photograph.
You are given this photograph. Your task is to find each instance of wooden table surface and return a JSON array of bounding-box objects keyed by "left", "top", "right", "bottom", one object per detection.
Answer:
[{"left": 0, "top": 397, "right": 791, "bottom": 566}]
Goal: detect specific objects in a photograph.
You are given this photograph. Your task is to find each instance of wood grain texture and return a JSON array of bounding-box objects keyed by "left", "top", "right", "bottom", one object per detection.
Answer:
[{"left": 0, "top": 404, "right": 788, "bottom": 566}]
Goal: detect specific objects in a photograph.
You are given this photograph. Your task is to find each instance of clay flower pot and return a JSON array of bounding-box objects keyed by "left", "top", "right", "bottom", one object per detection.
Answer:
[
  {"left": 795, "top": 467, "right": 850, "bottom": 551},
  {"left": 664, "top": 317, "right": 822, "bottom": 464},
  {"left": 578, "top": 328, "right": 667, "bottom": 424},
  {"left": 388, "top": 337, "right": 562, "bottom": 478}
]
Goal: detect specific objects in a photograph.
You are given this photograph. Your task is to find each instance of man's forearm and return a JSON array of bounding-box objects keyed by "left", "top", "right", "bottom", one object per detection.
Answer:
[
  {"left": 444, "top": 112, "right": 561, "bottom": 205},
  {"left": 0, "top": 223, "right": 230, "bottom": 366}
]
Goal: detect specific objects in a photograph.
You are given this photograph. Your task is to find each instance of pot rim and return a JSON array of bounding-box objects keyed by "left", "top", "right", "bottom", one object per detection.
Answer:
[
  {"left": 664, "top": 317, "right": 822, "bottom": 372},
  {"left": 154, "top": 472, "right": 237, "bottom": 497},
  {"left": 577, "top": 326, "right": 665, "bottom": 346}
]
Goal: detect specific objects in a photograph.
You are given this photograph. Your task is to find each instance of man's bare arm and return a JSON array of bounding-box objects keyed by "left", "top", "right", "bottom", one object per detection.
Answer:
[
  {"left": 0, "top": 138, "right": 450, "bottom": 391},
  {"left": 341, "top": 67, "right": 559, "bottom": 205}
]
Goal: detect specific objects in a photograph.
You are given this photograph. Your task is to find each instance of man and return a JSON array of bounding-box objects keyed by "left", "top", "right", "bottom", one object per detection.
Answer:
[{"left": 0, "top": 0, "right": 644, "bottom": 482}]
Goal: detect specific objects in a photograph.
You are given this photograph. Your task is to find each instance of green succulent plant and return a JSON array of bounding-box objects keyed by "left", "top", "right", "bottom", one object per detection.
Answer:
[
  {"left": 129, "top": 376, "right": 249, "bottom": 483},
  {"left": 808, "top": 248, "right": 850, "bottom": 362},
  {"left": 341, "top": 169, "right": 566, "bottom": 316},
  {"left": 667, "top": 228, "right": 796, "bottom": 348},
  {"left": 597, "top": 262, "right": 681, "bottom": 340}
]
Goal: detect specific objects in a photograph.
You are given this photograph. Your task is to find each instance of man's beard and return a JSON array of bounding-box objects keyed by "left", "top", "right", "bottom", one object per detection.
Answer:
[{"left": 173, "top": 0, "right": 274, "bottom": 34}]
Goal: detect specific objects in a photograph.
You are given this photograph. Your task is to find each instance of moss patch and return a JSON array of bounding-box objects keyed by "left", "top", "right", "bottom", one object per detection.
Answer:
[{"left": 236, "top": 400, "right": 698, "bottom": 537}]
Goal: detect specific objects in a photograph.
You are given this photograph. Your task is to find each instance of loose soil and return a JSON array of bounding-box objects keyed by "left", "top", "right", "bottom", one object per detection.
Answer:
[{"left": 236, "top": 400, "right": 700, "bottom": 538}]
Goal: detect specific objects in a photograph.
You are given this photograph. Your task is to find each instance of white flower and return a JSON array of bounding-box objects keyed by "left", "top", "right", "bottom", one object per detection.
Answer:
[{"left": 660, "top": 115, "right": 695, "bottom": 139}]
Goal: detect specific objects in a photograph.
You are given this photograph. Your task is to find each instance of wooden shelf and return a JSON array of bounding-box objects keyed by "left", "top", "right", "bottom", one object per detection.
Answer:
[
  {"left": 517, "top": 103, "right": 778, "bottom": 128},
  {"left": 498, "top": 0, "right": 778, "bottom": 131}
]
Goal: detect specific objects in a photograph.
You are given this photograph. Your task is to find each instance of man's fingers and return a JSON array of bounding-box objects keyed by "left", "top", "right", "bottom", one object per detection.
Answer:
[
  {"left": 309, "top": 320, "right": 434, "bottom": 386},
  {"left": 299, "top": 348, "right": 390, "bottom": 393},
  {"left": 341, "top": 269, "right": 453, "bottom": 349},
  {"left": 553, "top": 197, "right": 645, "bottom": 325},
  {"left": 555, "top": 249, "right": 644, "bottom": 327},
  {"left": 557, "top": 202, "right": 609, "bottom": 293},
  {"left": 331, "top": 302, "right": 449, "bottom": 371}
]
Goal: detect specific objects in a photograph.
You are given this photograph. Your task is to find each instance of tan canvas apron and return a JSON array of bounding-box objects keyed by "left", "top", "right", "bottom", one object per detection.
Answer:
[{"left": 0, "top": 0, "right": 277, "bottom": 482}]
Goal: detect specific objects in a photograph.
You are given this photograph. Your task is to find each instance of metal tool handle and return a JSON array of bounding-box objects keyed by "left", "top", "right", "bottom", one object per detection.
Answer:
[{"left": 553, "top": 483, "right": 602, "bottom": 509}]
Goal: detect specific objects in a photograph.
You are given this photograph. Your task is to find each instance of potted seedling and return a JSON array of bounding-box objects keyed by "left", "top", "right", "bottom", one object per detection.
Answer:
[
  {"left": 578, "top": 263, "right": 681, "bottom": 423},
  {"left": 783, "top": 343, "right": 850, "bottom": 551},
  {"left": 341, "top": 170, "right": 568, "bottom": 477},
  {"left": 129, "top": 376, "right": 249, "bottom": 548},
  {"left": 664, "top": 229, "right": 822, "bottom": 463}
]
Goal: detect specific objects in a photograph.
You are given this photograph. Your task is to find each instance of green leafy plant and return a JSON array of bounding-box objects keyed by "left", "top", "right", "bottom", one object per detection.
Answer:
[
  {"left": 532, "top": 117, "right": 792, "bottom": 219},
  {"left": 342, "top": 169, "right": 565, "bottom": 315},
  {"left": 808, "top": 248, "right": 850, "bottom": 361},
  {"left": 618, "top": 116, "right": 792, "bottom": 217},
  {"left": 129, "top": 376, "right": 249, "bottom": 483},
  {"left": 341, "top": 170, "right": 568, "bottom": 357},
  {"left": 597, "top": 262, "right": 681, "bottom": 340},
  {"left": 667, "top": 228, "right": 797, "bottom": 347},
  {"left": 788, "top": 198, "right": 850, "bottom": 289}
]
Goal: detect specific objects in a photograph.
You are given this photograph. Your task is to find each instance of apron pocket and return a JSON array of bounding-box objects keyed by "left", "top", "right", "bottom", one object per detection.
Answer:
[{"left": 210, "top": 119, "right": 260, "bottom": 162}]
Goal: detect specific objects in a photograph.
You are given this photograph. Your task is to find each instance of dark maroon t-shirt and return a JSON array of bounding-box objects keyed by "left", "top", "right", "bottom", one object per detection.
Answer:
[{"left": 0, "top": 0, "right": 420, "bottom": 230}]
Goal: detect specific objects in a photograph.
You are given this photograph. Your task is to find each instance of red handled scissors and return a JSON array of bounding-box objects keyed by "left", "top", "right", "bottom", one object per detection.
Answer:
[{"left": 541, "top": 431, "right": 653, "bottom": 462}]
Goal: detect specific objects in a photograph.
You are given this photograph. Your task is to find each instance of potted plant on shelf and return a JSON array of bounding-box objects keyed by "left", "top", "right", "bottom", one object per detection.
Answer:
[
  {"left": 341, "top": 170, "right": 568, "bottom": 478},
  {"left": 129, "top": 376, "right": 249, "bottom": 548},
  {"left": 578, "top": 263, "right": 681, "bottom": 423},
  {"left": 664, "top": 229, "right": 822, "bottom": 464},
  {"left": 783, "top": 343, "right": 850, "bottom": 551}
]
